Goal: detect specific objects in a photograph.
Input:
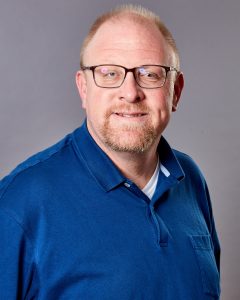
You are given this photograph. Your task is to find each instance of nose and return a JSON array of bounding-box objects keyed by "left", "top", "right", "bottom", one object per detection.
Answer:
[{"left": 118, "top": 72, "right": 145, "bottom": 103}]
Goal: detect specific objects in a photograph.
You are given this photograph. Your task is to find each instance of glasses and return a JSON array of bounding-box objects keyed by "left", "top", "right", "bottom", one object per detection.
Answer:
[{"left": 81, "top": 64, "right": 179, "bottom": 89}]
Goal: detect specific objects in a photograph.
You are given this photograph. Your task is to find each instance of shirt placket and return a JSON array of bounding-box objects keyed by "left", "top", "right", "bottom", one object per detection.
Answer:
[{"left": 123, "top": 176, "right": 176, "bottom": 248}]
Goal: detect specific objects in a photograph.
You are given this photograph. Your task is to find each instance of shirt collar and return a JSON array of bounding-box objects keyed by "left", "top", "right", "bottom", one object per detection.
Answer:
[
  {"left": 72, "top": 121, "right": 126, "bottom": 192},
  {"left": 72, "top": 120, "right": 185, "bottom": 192},
  {"left": 157, "top": 136, "right": 185, "bottom": 182}
]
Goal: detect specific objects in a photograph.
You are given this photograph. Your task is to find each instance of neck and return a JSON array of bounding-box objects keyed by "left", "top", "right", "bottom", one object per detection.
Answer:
[{"left": 103, "top": 143, "right": 159, "bottom": 189}]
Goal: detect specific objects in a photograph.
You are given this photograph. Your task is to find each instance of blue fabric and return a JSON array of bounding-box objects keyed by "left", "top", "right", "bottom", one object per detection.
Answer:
[{"left": 0, "top": 121, "right": 220, "bottom": 299}]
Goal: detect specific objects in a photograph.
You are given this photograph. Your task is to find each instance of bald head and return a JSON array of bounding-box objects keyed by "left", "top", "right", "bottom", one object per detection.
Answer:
[{"left": 80, "top": 4, "right": 180, "bottom": 70}]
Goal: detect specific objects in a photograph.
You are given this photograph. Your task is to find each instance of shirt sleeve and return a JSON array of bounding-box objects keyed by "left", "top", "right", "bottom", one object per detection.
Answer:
[{"left": 0, "top": 210, "right": 38, "bottom": 299}]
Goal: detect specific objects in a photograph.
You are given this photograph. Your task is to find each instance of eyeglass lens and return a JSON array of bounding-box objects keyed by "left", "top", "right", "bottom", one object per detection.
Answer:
[{"left": 93, "top": 65, "right": 167, "bottom": 88}]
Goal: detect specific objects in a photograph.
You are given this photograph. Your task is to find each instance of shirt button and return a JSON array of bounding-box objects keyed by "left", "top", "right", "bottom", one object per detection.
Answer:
[{"left": 124, "top": 182, "right": 131, "bottom": 188}]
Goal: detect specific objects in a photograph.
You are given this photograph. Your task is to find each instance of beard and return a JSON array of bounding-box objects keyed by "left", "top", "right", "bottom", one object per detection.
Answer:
[{"left": 98, "top": 103, "right": 160, "bottom": 154}]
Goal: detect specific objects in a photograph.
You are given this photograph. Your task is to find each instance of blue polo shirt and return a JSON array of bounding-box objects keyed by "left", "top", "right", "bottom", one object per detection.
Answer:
[{"left": 0, "top": 121, "right": 220, "bottom": 299}]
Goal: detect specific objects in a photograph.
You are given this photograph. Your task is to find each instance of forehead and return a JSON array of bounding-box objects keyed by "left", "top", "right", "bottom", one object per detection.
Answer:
[{"left": 83, "top": 18, "right": 174, "bottom": 66}]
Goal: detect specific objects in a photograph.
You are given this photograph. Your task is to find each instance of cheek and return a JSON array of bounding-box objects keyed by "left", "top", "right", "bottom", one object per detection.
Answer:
[
  {"left": 84, "top": 83, "right": 98, "bottom": 111},
  {"left": 84, "top": 91, "right": 108, "bottom": 124},
  {"left": 149, "top": 90, "right": 173, "bottom": 114},
  {"left": 159, "top": 86, "right": 175, "bottom": 111}
]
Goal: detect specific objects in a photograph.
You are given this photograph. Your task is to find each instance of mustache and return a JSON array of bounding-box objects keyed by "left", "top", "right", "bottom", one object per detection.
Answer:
[{"left": 105, "top": 103, "right": 150, "bottom": 116}]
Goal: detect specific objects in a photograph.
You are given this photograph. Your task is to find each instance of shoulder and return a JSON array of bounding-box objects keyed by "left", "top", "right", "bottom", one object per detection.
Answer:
[
  {"left": 173, "top": 149, "right": 215, "bottom": 224},
  {"left": 173, "top": 149, "right": 206, "bottom": 185},
  {"left": 0, "top": 129, "right": 87, "bottom": 249},
  {"left": 0, "top": 131, "right": 75, "bottom": 204},
  {"left": 172, "top": 149, "right": 211, "bottom": 209}
]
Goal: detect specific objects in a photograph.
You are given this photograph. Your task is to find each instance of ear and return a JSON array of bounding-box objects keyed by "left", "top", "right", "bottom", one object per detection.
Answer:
[
  {"left": 172, "top": 72, "right": 184, "bottom": 112},
  {"left": 76, "top": 70, "right": 87, "bottom": 109}
]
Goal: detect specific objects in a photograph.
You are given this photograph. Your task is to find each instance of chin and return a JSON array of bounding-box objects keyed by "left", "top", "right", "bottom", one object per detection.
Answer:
[{"left": 104, "top": 132, "right": 158, "bottom": 154}]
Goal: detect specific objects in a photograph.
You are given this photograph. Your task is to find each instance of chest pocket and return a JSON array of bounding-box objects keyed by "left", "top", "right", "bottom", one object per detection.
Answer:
[{"left": 190, "top": 235, "right": 220, "bottom": 298}]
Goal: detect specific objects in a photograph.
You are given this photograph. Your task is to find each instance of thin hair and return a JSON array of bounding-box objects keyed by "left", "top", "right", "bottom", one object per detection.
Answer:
[{"left": 80, "top": 4, "right": 180, "bottom": 69}]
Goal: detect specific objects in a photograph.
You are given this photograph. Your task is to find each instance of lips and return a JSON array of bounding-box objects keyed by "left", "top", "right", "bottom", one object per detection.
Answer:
[{"left": 115, "top": 112, "right": 147, "bottom": 118}]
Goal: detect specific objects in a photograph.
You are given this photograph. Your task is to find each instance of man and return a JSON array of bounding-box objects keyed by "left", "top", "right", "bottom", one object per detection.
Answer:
[{"left": 0, "top": 4, "right": 220, "bottom": 299}]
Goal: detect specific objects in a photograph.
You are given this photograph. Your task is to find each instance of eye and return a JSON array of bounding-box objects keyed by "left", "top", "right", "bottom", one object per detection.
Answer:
[
  {"left": 99, "top": 67, "right": 118, "bottom": 78},
  {"left": 138, "top": 68, "right": 160, "bottom": 81},
  {"left": 146, "top": 72, "right": 159, "bottom": 79},
  {"left": 107, "top": 72, "right": 117, "bottom": 78}
]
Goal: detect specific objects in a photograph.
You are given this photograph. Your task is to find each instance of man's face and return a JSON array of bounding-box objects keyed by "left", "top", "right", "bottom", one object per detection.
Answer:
[{"left": 76, "top": 18, "right": 183, "bottom": 155}]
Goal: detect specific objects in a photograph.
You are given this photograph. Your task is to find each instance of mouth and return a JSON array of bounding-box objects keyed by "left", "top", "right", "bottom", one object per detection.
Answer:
[{"left": 114, "top": 112, "right": 147, "bottom": 118}]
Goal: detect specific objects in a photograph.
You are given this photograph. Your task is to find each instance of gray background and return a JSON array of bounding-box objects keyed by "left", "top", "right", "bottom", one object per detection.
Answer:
[{"left": 0, "top": 0, "right": 239, "bottom": 298}]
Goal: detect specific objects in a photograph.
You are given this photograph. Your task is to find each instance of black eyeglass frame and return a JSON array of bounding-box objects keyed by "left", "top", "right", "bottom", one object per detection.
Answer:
[{"left": 81, "top": 64, "right": 179, "bottom": 89}]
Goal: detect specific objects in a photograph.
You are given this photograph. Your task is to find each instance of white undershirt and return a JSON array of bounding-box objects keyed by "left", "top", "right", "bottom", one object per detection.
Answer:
[{"left": 141, "top": 159, "right": 170, "bottom": 200}]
